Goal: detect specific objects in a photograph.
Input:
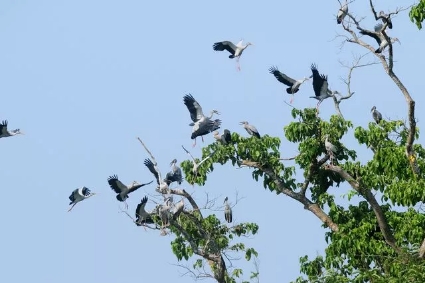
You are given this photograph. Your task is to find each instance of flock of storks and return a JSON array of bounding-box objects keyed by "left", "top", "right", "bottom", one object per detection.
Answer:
[{"left": 1, "top": 3, "right": 390, "bottom": 234}]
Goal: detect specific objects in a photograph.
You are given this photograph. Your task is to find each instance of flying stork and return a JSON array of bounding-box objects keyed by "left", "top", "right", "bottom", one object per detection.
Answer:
[
  {"left": 182, "top": 145, "right": 216, "bottom": 180},
  {"left": 0, "top": 120, "right": 24, "bottom": 138},
  {"left": 337, "top": 2, "right": 348, "bottom": 24},
  {"left": 224, "top": 197, "right": 233, "bottom": 223},
  {"left": 378, "top": 11, "right": 393, "bottom": 29},
  {"left": 268, "top": 66, "right": 311, "bottom": 103},
  {"left": 213, "top": 39, "right": 253, "bottom": 71},
  {"left": 144, "top": 158, "right": 170, "bottom": 195},
  {"left": 324, "top": 135, "right": 338, "bottom": 164},
  {"left": 310, "top": 64, "right": 339, "bottom": 111},
  {"left": 164, "top": 159, "right": 183, "bottom": 186},
  {"left": 359, "top": 25, "right": 400, "bottom": 54},
  {"left": 68, "top": 187, "right": 96, "bottom": 212},
  {"left": 183, "top": 94, "right": 221, "bottom": 147},
  {"left": 107, "top": 175, "right": 153, "bottom": 209},
  {"left": 213, "top": 129, "right": 232, "bottom": 145},
  {"left": 240, "top": 121, "right": 261, "bottom": 138},
  {"left": 135, "top": 196, "right": 155, "bottom": 226},
  {"left": 371, "top": 106, "right": 382, "bottom": 124}
]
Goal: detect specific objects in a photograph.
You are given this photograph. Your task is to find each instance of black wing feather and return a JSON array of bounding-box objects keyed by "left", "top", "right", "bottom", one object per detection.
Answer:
[
  {"left": 143, "top": 159, "right": 160, "bottom": 184},
  {"left": 311, "top": 64, "right": 328, "bottom": 97},
  {"left": 213, "top": 41, "right": 236, "bottom": 55},
  {"left": 268, "top": 66, "right": 296, "bottom": 87},
  {"left": 107, "top": 175, "right": 126, "bottom": 194},
  {"left": 183, "top": 94, "right": 203, "bottom": 123}
]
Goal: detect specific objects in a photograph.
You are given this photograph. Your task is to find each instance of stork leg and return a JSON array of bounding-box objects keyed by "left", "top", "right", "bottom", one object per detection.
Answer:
[
  {"left": 236, "top": 57, "right": 241, "bottom": 71},
  {"left": 192, "top": 138, "right": 197, "bottom": 148},
  {"left": 124, "top": 201, "right": 129, "bottom": 210},
  {"left": 67, "top": 203, "right": 77, "bottom": 212},
  {"left": 290, "top": 94, "right": 294, "bottom": 104},
  {"left": 201, "top": 136, "right": 204, "bottom": 143}
]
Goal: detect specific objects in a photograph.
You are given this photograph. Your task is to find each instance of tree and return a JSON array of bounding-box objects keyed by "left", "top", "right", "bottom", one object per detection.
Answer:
[{"left": 410, "top": 0, "right": 425, "bottom": 29}]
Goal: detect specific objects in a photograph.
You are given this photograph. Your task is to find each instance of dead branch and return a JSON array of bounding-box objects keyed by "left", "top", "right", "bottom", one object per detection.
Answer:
[{"left": 137, "top": 137, "right": 164, "bottom": 181}]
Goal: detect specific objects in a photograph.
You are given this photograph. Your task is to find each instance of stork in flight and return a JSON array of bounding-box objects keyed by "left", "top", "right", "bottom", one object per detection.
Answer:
[
  {"left": 183, "top": 94, "right": 221, "bottom": 147},
  {"left": 135, "top": 196, "right": 155, "bottom": 226},
  {"left": 224, "top": 197, "right": 233, "bottom": 223},
  {"left": 337, "top": 2, "right": 348, "bottom": 24},
  {"left": 310, "top": 64, "right": 339, "bottom": 111},
  {"left": 144, "top": 158, "right": 170, "bottom": 195},
  {"left": 213, "top": 129, "right": 232, "bottom": 145},
  {"left": 68, "top": 187, "right": 96, "bottom": 212},
  {"left": 240, "top": 121, "right": 261, "bottom": 138},
  {"left": 359, "top": 25, "right": 400, "bottom": 54},
  {"left": 107, "top": 175, "right": 153, "bottom": 209},
  {"left": 268, "top": 66, "right": 311, "bottom": 103},
  {"left": 182, "top": 145, "right": 216, "bottom": 181},
  {"left": 213, "top": 39, "right": 253, "bottom": 71},
  {"left": 0, "top": 120, "right": 24, "bottom": 138}
]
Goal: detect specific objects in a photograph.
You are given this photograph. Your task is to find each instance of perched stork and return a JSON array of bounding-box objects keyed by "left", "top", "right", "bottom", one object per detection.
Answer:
[
  {"left": 157, "top": 197, "right": 173, "bottom": 235},
  {"left": 144, "top": 158, "right": 170, "bottom": 195},
  {"left": 213, "top": 129, "right": 232, "bottom": 145},
  {"left": 240, "top": 121, "right": 260, "bottom": 138},
  {"left": 371, "top": 106, "right": 382, "bottom": 124},
  {"left": 224, "top": 197, "right": 233, "bottom": 223},
  {"left": 359, "top": 26, "right": 400, "bottom": 54},
  {"left": 172, "top": 198, "right": 185, "bottom": 220},
  {"left": 0, "top": 120, "right": 24, "bottom": 138},
  {"left": 337, "top": 2, "right": 348, "bottom": 24},
  {"left": 135, "top": 196, "right": 154, "bottom": 226},
  {"left": 182, "top": 145, "right": 216, "bottom": 179},
  {"left": 325, "top": 135, "right": 338, "bottom": 164},
  {"left": 164, "top": 159, "right": 183, "bottom": 186},
  {"left": 183, "top": 94, "right": 221, "bottom": 147},
  {"left": 310, "top": 64, "right": 338, "bottom": 111},
  {"left": 68, "top": 187, "right": 96, "bottom": 212},
  {"left": 213, "top": 39, "right": 253, "bottom": 71},
  {"left": 379, "top": 11, "right": 393, "bottom": 29},
  {"left": 107, "top": 175, "right": 153, "bottom": 209},
  {"left": 268, "top": 66, "right": 311, "bottom": 103}
]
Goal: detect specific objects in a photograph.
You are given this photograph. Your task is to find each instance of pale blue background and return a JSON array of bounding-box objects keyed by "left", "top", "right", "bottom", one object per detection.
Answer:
[{"left": 0, "top": 1, "right": 423, "bottom": 282}]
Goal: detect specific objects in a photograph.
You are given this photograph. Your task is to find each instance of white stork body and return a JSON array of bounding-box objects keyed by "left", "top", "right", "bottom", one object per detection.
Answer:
[
  {"left": 240, "top": 121, "right": 261, "bottom": 138},
  {"left": 135, "top": 196, "right": 154, "bottom": 226},
  {"left": 157, "top": 197, "right": 173, "bottom": 235},
  {"left": 337, "top": 3, "right": 348, "bottom": 24},
  {"left": 107, "top": 175, "right": 153, "bottom": 209},
  {"left": 269, "top": 66, "right": 311, "bottom": 103},
  {"left": 325, "top": 135, "right": 338, "bottom": 164},
  {"left": 0, "top": 120, "right": 24, "bottom": 138},
  {"left": 310, "top": 64, "right": 338, "bottom": 111},
  {"left": 213, "top": 40, "right": 253, "bottom": 71},
  {"left": 68, "top": 187, "right": 96, "bottom": 212},
  {"left": 224, "top": 197, "right": 233, "bottom": 223},
  {"left": 144, "top": 158, "right": 170, "bottom": 195},
  {"left": 371, "top": 106, "right": 382, "bottom": 124},
  {"left": 183, "top": 94, "right": 221, "bottom": 147}
]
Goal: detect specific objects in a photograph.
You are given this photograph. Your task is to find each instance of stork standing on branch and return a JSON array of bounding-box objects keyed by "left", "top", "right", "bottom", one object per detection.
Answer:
[
  {"left": 359, "top": 25, "right": 400, "bottom": 54},
  {"left": 337, "top": 1, "right": 348, "bottom": 24},
  {"left": 224, "top": 197, "right": 233, "bottom": 223},
  {"left": 268, "top": 66, "right": 311, "bottom": 104},
  {"left": 324, "top": 135, "right": 338, "bottom": 164},
  {"left": 213, "top": 129, "right": 232, "bottom": 145},
  {"left": 0, "top": 120, "right": 24, "bottom": 138},
  {"left": 107, "top": 175, "right": 153, "bottom": 209},
  {"left": 371, "top": 106, "right": 383, "bottom": 124},
  {"left": 240, "top": 121, "right": 261, "bottom": 138},
  {"left": 213, "top": 39, "right": 253, "bottom": 71},
  {"left": 310, "top": 64, "right": 339, "bottom": 112},
  {"left": 183, "top": 94, "right": 221, "bottom": 147},
  {"left": 164, "top": 159, "right": 183, "bottom": 186},
  {"left": 68, "top": 187, "right": 96, "bottom": 212}
]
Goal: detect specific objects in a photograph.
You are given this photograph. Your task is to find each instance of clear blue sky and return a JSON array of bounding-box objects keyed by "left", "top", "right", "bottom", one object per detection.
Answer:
[{"left": 0, "top": 1, "right": 424, "bottom": 282}]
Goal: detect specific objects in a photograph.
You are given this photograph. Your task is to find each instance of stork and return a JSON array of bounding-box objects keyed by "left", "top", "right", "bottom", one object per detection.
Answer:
[
  {"left": 144, "top": 158, "right": 170, "bottom": 195},
  {"left": 213, "top": 129, "right": 232, "bottom": 145},
  {"left": 68, "top": 187, "right": 96, "bottom": 212},
  {"left": 172, "top": 198, "right": 185, "bottom": 220},
  {"left": 310, "top": 64, "right": 339, "bottom": 111},
  {"left": 268, "top": 66, "right": 311, "bottom": 103},
  {"left": 213, "top": 39, "right": 253, "bottom": 71},
  {"left": 240, "top": 121, "right": 261, "bottom": 138},
  {"left": 183, "top": 94, "right": 221, "bottom": 147},
  {"left": 182, "top": 145, "right": 216, "bottom": 180},
  {"left": 135, "top": 196, "right": 155, "bottom": 226},
  {"left": 325, "top": 135, "right": 338, "bottom": 164},
  {"left": 107, "top": 175, "right": 153, "bottom": 209},
  {"left": 157, "top": 197, "right": 173, "bottom": 235},
  {"left": 337, "top": 2, "right": 348, "bottom": 24},
  {"left": 359, "top": 25, "right": 400, "bottom": 54},
  {"left": 0, "top": 120, "right": 24, "bottom": 138},
  {"left": 378, "top": 11, "right": 393, "bottom": 29},
  {"left": 224, "top": 197, "right": 233, "bottom": 223},
  {"left": 371, "top": 106, "right": 382, "bottom": 124},
  {"left": 164, "top": 159, "right": 183, "bottom": 186}
]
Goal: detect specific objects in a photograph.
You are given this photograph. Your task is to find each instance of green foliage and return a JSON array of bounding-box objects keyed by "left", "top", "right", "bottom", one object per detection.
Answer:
[{"left": 410, "top": 0, "right": 425, "bottom": 29}]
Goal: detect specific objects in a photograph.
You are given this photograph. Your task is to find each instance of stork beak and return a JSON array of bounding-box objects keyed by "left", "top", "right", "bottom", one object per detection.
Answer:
[{"left": 239, "top": 122, "right": 244, "bottom": 125}]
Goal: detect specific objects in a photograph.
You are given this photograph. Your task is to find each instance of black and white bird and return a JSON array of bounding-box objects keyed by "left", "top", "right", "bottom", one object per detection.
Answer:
[
  {"left": 224, "top": 197, "right": 232, "bottom": 223},
  {"left": 0, "top": 120, "right": 24, "bottom": 138},
  {"left": 371, "top": 106, "right": 382, "bottom": 124},
  {"left": 135, "top": 196, "right": 154, "bottom": 226},
  {"left": 172, "top": 198, "right": 185, "bottom": 220},
  {"left": 68, "top": 187, "right": 96, "bottom": 212},
  {"left": 359, "top": 25, "right": 400, "bottom": 54},
  {"left": 157, "top": 196, "right": 173, "bottom": 235},
  {"left": 325, "top": 135, "right": 338, "bottom": 164},
  {"left": 213, "top": 39, "right": 253, "bottom": 71},
  {"left": 182, "top": 145, "right": 216, "bottom": 179},
  {"left": 310, "top": 64, "right": 339, "bottom": 111},
  {"left": 269, "top": 66, "right": 311, "bottom": 103},
  {"left": 337, "top": 2, "right": 348, "bottom": 24},
  {"left": 107, "top": 175, "right": 153, "bottom": 209},
  {"left": 379, "top": 11, "right": 393, "bottom": 29},
  {"left": 213, "top": 129, "right": 232, "bottom": 145},
  {"left": 144, "top": 158, "right": 170, "bottom": 195},
  {"left": 164, "top": 159, "right": 183, "bottom": 186},
  {"left": 240, "top": 121, "right": 260, "bottom": 138},
  {"left": 183, "top": 94, "right": 222, "bottom": 147}
]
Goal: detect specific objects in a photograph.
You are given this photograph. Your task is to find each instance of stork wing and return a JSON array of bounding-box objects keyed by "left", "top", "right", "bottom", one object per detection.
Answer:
[
  {"left": 359, "top": 29, "right": 382, "bottom": 45},
  {"left": 213, "top": 41, "right": 236, "bottom": 55},
  {"left": 222, "top": 129, "right": 231, "bottom": 144},
  {"left": 135, "top": 196, "right": 149, "bottom": 217},
  {"left": 224, "top": 207, "right": 233, "bottom": 223},
  {"left": 108, "top": 175, "right": 127, "bottom": 193},
  {"left": 182, "top": 145, "right": 196, "bottom": 162},
  {"left": 128, "top": 180, "right": 153, "bottom": 194},
  {"left": 0, "top": 120, "right": 8, "bottom": 135},
  {"left": 183, "top": 94, "right": 204, "bottom": 122},
  {"left": 69, "top": 189, "right": 78, "bottom": 202},
  {"left": 311, "top": 64, "right": 328, "bottom": 97},
  {"left": 268, "top": 66, "right": 296, "bottom": 86},
  {"left": 143, "top": 159, "right": 160, "bottom": 185},
  {"left": 191, "top": 119, "right": 221, "bottom": 139}
]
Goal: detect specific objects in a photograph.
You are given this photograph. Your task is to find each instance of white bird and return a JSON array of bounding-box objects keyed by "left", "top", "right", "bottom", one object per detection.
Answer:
[
  {"left": 107, "top": 175, "right": 153, "bottom": 209},
  {"left": 183, "top": 94, "right": 221, "bottom": 147},
  {"left": 68, "top": 187, "right": 96, "bottom": 212},
  {"left": 135, "top": 196, "right": 154, "bottom": 226},
  {"left": 371, "top": 106, "right": 382, "bottom": 124},
  {"left": 379, "top": 11, "right": 393, "bottom": 29},
  {"left": 240, "top": 121, "right": 261, "bottom": 138},
  {"left": 144, "top": 158, "right": 170, "bottom": 195},
  {"left": 157, "top": 197, "right": 173, "bottom": 234},
  {"left": 269, "top": 66, "right": 311, "bottom": 103},
  {"left": 182, "top": 145, "right": 216, "bottom": 178},
  {"left": 213, "top": 129, "right": 232, "bottom": 145},
  {"left": 310, "top": 64, "right": 339, "bottom": 111},
  {"left": 359, "top": 26, "right": 400, "bottom": 54},
  {"left": 0, "top": 120, "right": 24, "bottom": 138},
  {"left": 337, "top": 2, "right": 348, "bottom": 24},
  {"left": 224, "top": 197, "right": 232, "bottom": 223},
  {"left": 172, "top": 198, "right": 185, "bottom": 220},
  {"left": 213, "top": 39, "right": 253, "bottom": 71},
  {"left": 164, "top": 159, "right": 183, "bottom": 186},
  {"left": 325, "top": 135, "right": 338, "bottom": 164}
]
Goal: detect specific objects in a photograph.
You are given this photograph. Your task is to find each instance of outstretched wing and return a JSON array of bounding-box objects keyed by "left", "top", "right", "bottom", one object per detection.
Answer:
[
  {"left": 311, "top": 64, "right": 328, "bottom": 97},
  {"left": 107, "top": 175, "right": 127, "bottom": 193},
  {"left": 268, "top": 66, "right": 296, "bottom": 87},
  {"left": 69, "top": 189, "right": 78, "bottom": 202},
  {"left": 143, "top": 159, "right": 160, "bottom": 185},
  {"left": 183, "top": 94, "right": 204, "bottom": 122},
  {"left": 135, "top": 196, "right": 149, "bottom": 217},
  {"left": 213, "top": 41, "right": 236, "bottom": 55},
  {"left": 0, "top": 120, "right": 8, "bottom": 135}
]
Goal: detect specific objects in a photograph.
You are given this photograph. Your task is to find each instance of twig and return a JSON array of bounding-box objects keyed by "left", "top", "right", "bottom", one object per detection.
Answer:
[{"left": 137, "top": 137, "right": 164, "bottom": 181}]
